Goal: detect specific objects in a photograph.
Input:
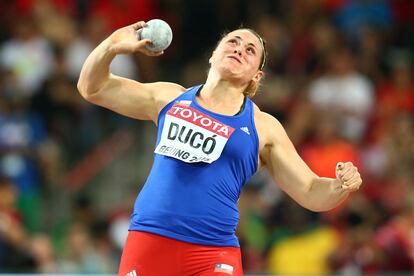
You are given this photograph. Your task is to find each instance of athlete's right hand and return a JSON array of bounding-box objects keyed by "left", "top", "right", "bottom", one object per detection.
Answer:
[{"left": 106, "top": 21, "right": 163, "bottom": 56}]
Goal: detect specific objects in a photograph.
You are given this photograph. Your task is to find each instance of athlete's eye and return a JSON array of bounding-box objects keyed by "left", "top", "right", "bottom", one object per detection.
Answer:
[
  {"left": 246, "top": 47, "right": 256, "bottom": 55},
  {"left": 227, "top": 39, "right": 237, "bottom": 45}
]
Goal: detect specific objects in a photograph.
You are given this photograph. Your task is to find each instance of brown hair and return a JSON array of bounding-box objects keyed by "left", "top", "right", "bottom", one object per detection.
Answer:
[{"left": 217, "top": 28, "right": 267, "bottom": 98}]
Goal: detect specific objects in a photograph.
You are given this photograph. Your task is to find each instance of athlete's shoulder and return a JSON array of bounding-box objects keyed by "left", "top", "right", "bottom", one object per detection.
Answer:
[
  {"left": 253, "top": 104, "right": 286, "bottom": 141},
  {"left": 252, "top": 104, "right": 282, "bottom": 127},
  {"left": 151, "top": 82, "right": 187, "bottom": 111},
  {"left": 152, "top": 81, "right": 186, "bottom": 98}
]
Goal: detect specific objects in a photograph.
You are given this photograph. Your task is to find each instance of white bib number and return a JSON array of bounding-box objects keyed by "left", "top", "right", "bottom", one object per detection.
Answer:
[{"left": 154, "top": 104, "right": 235, "bottom": 163}]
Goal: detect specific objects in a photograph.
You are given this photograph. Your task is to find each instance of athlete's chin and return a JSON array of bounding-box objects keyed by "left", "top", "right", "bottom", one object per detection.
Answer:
[{"left": 216, "top": 66, "right": 244, "bottom": 79}]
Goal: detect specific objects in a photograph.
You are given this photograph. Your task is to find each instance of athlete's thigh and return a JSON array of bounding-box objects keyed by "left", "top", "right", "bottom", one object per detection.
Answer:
[{"left": 118, "top": 231, "right": 181, "bottom": 276}]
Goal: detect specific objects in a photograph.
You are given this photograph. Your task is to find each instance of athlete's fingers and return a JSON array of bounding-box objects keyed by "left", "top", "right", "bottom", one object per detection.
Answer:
[
  {"left": 138, "top": 47, "right": 164, "bottom": 56},
  {"left": 336, "top": 161, "right": 362, "bottom": 192},
  {"left": 342, "top": 179, "right": 362, "bottom": 192},
  {"left": 336, "top": 162, "right": 344, "bottom": 178},
  {"left": 131, "top": 21, "right": 147, "bottom": 30},
  {"left": 134, "top": 38, "right": 151, "bottom": 47},
  {"left": 341, "top": 171, "right": 362, "bottom": 191},
  {"left": 336, "top": 162, "right": 355, "bottom": 179},
  {"left": 341, "top": 162, "right": 354, "bottom": 174},
  {"left": 341, "top": 167, "right": 357, "bottom": 182}
]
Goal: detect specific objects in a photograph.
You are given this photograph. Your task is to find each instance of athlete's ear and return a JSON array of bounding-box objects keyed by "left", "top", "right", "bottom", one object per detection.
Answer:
[{"left": 252, "top": 70, "right": 264, "bottom": 83}]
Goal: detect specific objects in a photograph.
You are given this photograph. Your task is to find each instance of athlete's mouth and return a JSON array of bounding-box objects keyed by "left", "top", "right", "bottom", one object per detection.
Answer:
[{"left": 227, "top": 55, "right": 242, "bottom": 63}]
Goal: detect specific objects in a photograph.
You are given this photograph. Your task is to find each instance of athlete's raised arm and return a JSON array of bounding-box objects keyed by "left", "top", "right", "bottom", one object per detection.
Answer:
[
  {"left": 255, "top": 110, "right": 362, "bottom": 212},
  {"left": 77, "top": 21, "right": 185, "bottom": 123}
]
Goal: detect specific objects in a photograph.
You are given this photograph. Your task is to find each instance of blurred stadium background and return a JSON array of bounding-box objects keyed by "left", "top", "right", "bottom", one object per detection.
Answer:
[{"left": 0, "top": 0, "right": 413, "bottom": 274}]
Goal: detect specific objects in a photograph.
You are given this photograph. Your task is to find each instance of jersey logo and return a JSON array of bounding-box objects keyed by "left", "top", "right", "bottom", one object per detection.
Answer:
[
  {"left": 125, "top": 270, "right": 137, "bottom": 276},
  {"left": 240, "top": 126, "right": 250, "bottom": 135},
  {"left": 155, "top": 104, "right": 235, "bottom": 163}
]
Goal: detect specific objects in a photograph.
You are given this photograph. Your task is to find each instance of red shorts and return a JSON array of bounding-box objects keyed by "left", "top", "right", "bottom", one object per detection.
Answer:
[{"left": 118, "top": 231, "right": 243, "bottom": 276}]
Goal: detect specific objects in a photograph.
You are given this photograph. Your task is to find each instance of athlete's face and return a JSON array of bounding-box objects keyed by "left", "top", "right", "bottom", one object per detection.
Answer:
[{"left": 210, "top": 30, "right": 264, "bottom": 83}]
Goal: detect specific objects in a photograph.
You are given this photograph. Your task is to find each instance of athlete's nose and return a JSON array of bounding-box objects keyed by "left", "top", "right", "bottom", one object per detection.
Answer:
[{"left": 233, "top": 48, "right": 242, "bottom": 56}]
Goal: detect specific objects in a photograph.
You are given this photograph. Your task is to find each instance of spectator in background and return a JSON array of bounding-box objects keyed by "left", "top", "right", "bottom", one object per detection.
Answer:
[
  {"left": 89, "top": 0, "right": 159, "bottom": 32},
  {"left": 29, "top": 233, "right": 59, "bottom": 273},
  {"left": 255, "top": 15, "right": 289, "bottom": 76},
  {"left": 30, "top": 0, "right": 77, "bottom": 49},
  {"left": 383, "top": 114, "right": 414, "bottom": 177},
  {"left": 307, "top": 20, "right": 340, "bottom": 76},
  {"left": 60, "top": 223, "right": 115, "bottom": 273},
  {"left": 266, "top": 197, "right": 340, "bottom": 275},
  {"left": 371, "top": 51, "right": 414, "bottom": 142},
  {"left": 0, "top": 16, "right": 53, "bottom": 96},
  {"left": 356, "top": 28, "right": 387, "bottom": 81},
  {"left": 360, "top": 114, "right": 414, "bottom": 217},
  {"left": 0, "top": 177, "right": 35, "bottom": 272},
  {"left": 334, "top": 0, "right": 392, "bottom": 46},
  {"left": 369, "top": 192, "right": 414, "bottom": 272},
  {"left": 0, "top": 68, "right": 46, "bottom": 232},
  {"left": 390, "top": 0, "right": 414, "bottom": 51},
  {"left": 301, "top": 112, "right": 361, "bottom": 179},
  {"left": 65, "top": 15, "right": 139, "bottom": 82},
  {"left": 52, "top": 195, "right": 96, "bottom": 258},
  {"left": 308, "top": 47, "right": 374, "bottom": 143},
  {"left": 327, "top": 194, "right": 381, "bottom": 274}
]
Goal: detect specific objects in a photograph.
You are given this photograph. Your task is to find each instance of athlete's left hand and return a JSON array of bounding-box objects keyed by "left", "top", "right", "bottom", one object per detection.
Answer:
[{"left": 336, "top": 162, "right": 362, "bottom": 192}]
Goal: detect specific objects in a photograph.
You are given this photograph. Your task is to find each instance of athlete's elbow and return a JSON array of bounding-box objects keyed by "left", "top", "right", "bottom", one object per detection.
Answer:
[
  {"left": 304, "top": 203, "right": 335, "bottom": 213},
  {"left": 293, "top": 197, "right": 326, "bottom": 212},
  {"left": 77, "top": 84, "right": 87, "bottom": 100},
  {"left": 300, "top": 195, "right": 344, "bottom": 212},
  {"left": 77, "top": 77, "right": 88, "bottom": 97},
  {"left": 77, "top": 79, "right": 100, "bottom": 102}
]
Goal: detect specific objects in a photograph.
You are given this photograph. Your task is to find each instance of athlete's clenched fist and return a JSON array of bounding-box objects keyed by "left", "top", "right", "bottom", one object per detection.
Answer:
[{"left": 336, "top": 162, "right": 362, "bottom": 192}]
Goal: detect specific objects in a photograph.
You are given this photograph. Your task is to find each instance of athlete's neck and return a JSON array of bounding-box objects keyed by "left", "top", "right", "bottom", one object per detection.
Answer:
[
  {"left": 200, "top": 72, "right": 246, "bottom": 108},
  {"left": 197, "top": 85, "right": 245, "bottom": 117}
]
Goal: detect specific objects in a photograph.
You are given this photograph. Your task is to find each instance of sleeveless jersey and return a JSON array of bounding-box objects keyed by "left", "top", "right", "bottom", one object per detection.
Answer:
[{"left": 129, "top": 85, "right": 259, "bottom": 247}]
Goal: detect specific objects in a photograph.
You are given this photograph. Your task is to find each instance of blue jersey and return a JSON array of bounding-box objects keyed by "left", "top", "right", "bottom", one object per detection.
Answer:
[{"left": 129, "top": 85, "right": 259, "bottom": 247}]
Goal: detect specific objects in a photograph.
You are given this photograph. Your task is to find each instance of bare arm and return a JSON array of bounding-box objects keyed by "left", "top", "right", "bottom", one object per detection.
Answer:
[
  {"left": 257, "top": 111, "right": 362, "bottom": 212},
  {"left": 77, "top": 21, "right": 185, "bottom": 122}
]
